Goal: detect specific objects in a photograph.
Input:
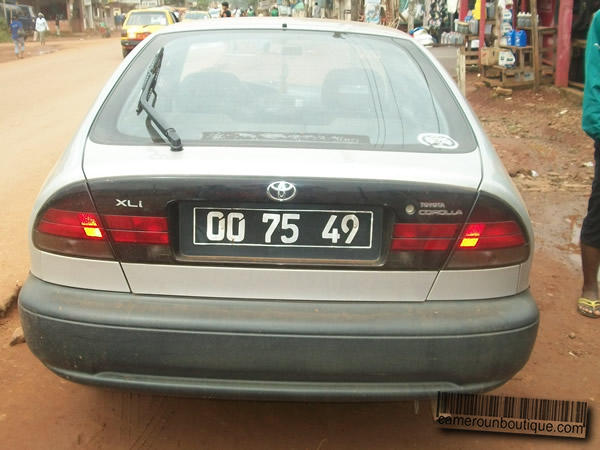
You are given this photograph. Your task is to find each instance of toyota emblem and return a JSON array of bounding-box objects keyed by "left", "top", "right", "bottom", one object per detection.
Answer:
[{"left": 267, "top": 181, "right": 297, "bottom": 202}]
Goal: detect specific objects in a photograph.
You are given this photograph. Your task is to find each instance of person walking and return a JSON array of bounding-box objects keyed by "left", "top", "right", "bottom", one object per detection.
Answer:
[
  {"left": 10, "top": 16, "right": 25, "bottom": 59},
  {"left": 114, "top": 13, "right": 122, "bottom": 31},
  {"left": 579, "top": 11, "right": 600, "bottom": 318},
  {"left": 55, "top": 14, "right": 61, "bottom": 36},
  {"left": 36, "top": 13, "right": 49, "bottom": 45},
  {"left": 312, "top": 1, "right": 321, "bottom": 18}
]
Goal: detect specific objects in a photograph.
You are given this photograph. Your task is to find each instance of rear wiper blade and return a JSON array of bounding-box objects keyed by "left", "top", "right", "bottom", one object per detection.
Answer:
[{"left": 136, "top": 47, "right": 183, "bottom": 151}]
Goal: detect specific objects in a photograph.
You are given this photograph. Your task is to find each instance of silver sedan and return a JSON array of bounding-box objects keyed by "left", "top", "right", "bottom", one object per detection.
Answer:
[{"left": 19, "top": 18, "right": 538, "bottom": 400}]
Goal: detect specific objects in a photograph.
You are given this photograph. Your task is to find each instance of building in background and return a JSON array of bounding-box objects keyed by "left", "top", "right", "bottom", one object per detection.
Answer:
[{"left": 11, "top": 0, "right": 163, "bottom": 33}]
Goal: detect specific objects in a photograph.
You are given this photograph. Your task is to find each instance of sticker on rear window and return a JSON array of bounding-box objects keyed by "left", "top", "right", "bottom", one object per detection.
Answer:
[{"left": 418, "top": 133, "right": 459, "bottom": 150}]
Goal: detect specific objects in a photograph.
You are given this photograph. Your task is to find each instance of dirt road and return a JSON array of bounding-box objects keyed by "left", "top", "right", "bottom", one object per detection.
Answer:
[{"left": 0, "top": 38, "right": 598, "bottom": 448}]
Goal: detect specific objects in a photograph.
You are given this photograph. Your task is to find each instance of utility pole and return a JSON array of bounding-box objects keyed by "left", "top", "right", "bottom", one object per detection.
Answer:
[{"left": 351, "top": 0, "right": 359, "bottom": 21}]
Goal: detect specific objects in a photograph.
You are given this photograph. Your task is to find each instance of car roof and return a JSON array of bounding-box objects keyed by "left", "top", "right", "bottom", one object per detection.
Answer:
[
  {"left": 127, "top": 8, "right": 172, "bottom": 14},
  {"left": 165, "top": 17, "right": 412, "bottom": 41}
]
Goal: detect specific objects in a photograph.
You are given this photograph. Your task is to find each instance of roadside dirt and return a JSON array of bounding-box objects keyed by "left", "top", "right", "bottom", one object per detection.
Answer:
[
  {"left": 0, "top": 46, "right": 598, "bottom": 448},
  {"left": 0, "top": 33, "right": 112, "bottom": 64}
]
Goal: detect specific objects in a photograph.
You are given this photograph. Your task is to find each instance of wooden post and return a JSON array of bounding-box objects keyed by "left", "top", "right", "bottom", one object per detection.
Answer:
[
  {"left": 555, "top": 0, "right": 574, "bottom": 87},
  {"left": 351, "top": 0, "right": 360, "bottom": 21},
  {"left": 531, "top": 0, "right": 540, "bottom": 90},
  {"left": 457, "top": 47, "right": 466, "bottom": 95},
  {"left": 478, "top": 0, "right": 486, "bottom": 67},
  {"left": 459, "top": 0, "right": 469, "bottom": 21}
]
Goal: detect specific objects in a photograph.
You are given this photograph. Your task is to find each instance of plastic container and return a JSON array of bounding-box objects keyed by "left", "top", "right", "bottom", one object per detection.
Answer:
[
  {"left": 469, "top": 19, "right": 479, "bottom": 35},
  {"left": 457, "top": 21, "right": 469, "bottom": 34},
  {"left": 498, "top": 50, "right": 516, "bottom": 67},
  {"left": 515, "top": 30, "right": 527, "bottom": 47},
  {"left": 501, "top": 22, "right": 513, "bottom": 36}
]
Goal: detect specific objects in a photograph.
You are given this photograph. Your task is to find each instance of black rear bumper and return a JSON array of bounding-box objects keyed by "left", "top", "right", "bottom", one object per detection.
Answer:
[
  {"left": 19, "top": 274, "right": 539, "bottom": 401},
  {"left": 120, "top": 40, "right": 141, "bottom": 49}
]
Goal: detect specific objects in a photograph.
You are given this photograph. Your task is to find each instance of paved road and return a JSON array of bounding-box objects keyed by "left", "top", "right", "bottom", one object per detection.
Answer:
[{"left": 0, "top": 37, "right": 592, "bottom": 449}]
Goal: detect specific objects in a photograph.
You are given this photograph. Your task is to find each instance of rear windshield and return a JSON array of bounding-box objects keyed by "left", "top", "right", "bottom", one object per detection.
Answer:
[
  {"left": 91, "top": 29, "right": 476, "bottom": 152},
  {"left": 126, "top": 11, "right": 169, "bottom": 26},
  {"left": 185, "top": 12, "right": 209, "bottom": 19}
]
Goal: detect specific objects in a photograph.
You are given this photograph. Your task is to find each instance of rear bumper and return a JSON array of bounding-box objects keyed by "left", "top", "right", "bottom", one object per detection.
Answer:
[
  {"left": 19, "top": 274, "right": 539, "bottom": 401},
  {"left": 120, "top": 39, "right": 141, "bottom": 49}
]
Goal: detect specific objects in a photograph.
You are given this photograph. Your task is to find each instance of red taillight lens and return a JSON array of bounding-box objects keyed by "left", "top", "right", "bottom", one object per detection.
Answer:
[
  {"left": 446, "top": 196, "right": 530, "bottom": 269},
  {"left": 34, "top": 185, "right": 171, "bottom": 259},
  {"left": 389, "top": 196, "right": 531, "bottom": 270},
  {"left": 34, "top": 187, "right": 114, "bottom": 259},
  {"left": 103, "top": 215, "right": 169, "bottom": 245},
  {"left": 37, "top": 210, "right": 171, "bottom": 246},
  {"left": 38, "top": 209, "right": 105, "bottom": 240},
  {"left": 458, "top": 221, "right": 525, "bottom": 250},
  {"left": 391, "top": 224, "right": 459, "bottom": 251},
  {"left": 135, "top": 32, "right": 151, "bottom": 40}
]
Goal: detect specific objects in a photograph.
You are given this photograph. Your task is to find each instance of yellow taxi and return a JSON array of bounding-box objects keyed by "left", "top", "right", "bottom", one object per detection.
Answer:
[{"left": 121, "top": 8, "right": 179, "bottom": 58}]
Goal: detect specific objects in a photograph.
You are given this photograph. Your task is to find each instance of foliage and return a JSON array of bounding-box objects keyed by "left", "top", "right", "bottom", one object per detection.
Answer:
[
  {"left": 0, "top": 17, "right": 11, "bottom": 43},
  {"left": 165, "top": 0, "right": 187, "bottom": 7},
  {"left": 196, "top": 0, "right": 211, "bottom": 10}
]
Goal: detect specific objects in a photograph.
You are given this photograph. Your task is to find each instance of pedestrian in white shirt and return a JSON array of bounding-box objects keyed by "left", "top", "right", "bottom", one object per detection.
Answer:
[
  {"left": 36, "top": 13, "right": 49, "bottom": 45},
  {"left": 313, "top": 2, "right": 321, "bottom": 18}
]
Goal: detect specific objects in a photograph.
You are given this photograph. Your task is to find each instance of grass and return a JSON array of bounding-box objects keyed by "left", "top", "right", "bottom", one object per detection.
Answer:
[{"left": 0, "top": 18, "right": 12, "bottom": 42}]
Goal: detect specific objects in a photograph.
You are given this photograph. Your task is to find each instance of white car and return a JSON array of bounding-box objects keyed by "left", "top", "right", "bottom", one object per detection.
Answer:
[{"left": 19, "top": 19, "right": 539, "bottom": 400}]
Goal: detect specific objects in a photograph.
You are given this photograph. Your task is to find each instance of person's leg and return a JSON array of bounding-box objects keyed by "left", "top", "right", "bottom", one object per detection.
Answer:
[
  {"left": 581, "top": 243, "right": 600, "bottom": 300},
  {"left": 13, "top": 39, "right": 19, "bottom": 58},
  {"left": 580, "top": 140, "right": 600, "bottom": 316},
  {"left": 40, "top": 31, "right": 45, "bottom": 45}
]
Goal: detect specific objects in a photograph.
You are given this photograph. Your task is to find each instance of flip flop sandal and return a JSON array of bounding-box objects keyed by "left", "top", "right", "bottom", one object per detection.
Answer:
[{"left": 577, "top": 298, "right": 600, "bottom": 318}]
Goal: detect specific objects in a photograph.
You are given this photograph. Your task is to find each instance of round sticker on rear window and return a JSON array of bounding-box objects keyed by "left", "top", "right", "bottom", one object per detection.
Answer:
[{"left": 418, "top": 133, "right": 459, "bottom": 150}]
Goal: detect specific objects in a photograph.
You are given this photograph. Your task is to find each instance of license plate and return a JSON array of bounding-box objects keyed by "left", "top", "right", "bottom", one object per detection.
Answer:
[{"left": 179, "top": 203, "right": 383, "bottom": 263}]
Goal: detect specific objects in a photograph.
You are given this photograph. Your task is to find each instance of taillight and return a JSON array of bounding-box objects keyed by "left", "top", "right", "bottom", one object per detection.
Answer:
[
  {"left": 448, "top": 195, "right": 530, "bottom": 269},
  {"left": 457, "top": 221, "right": 525, "bottom": 249},
  {"left": 37, "top": 209, "right": 105, "bottom": 240},
  {"left": 33, "top": 184, "right": 170, "bottom": 260},
  {"left": 103, "top": 215, "right": 169, "bottom": 245},
  {"left": 389, "top": 195, "right": 530, "bottom": 270},
  {"left": 33, "top": 185, "right": 114, "bottom": 259},
  {"left": 392, "top": 224, "right": 459, "bottom": 251},
  {"left": 135, "top": 32, "right": 151, "bottom": 40}
]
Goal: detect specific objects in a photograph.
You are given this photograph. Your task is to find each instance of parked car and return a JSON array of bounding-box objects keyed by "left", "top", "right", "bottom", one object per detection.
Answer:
[
  {"left": 20, "top": 18, "right": 539, "bottom": 401},
  {"left": 120, "top": 7, "right": 178, "bottom": 58}
]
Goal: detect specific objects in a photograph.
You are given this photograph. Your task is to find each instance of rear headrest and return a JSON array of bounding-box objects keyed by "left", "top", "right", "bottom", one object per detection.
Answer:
[
  {"left": 322, "top": 68, "right": 381, "bottom": 113},
  {"left": 176, "top": 72, "right": 242, "bottom": 113}
]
